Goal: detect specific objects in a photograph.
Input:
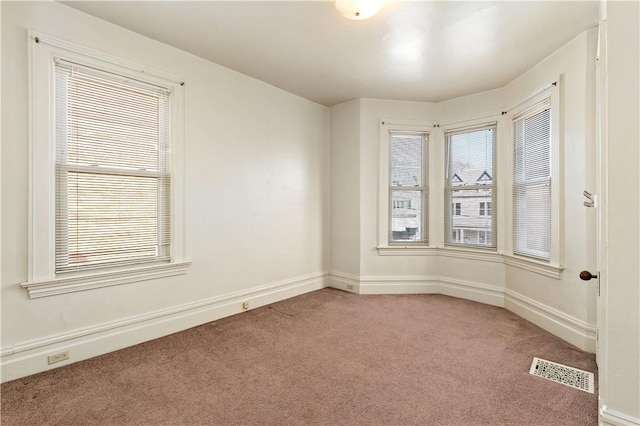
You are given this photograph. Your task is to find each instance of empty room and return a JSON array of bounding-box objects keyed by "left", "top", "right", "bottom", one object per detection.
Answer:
[{"left": 1, "top": 1, "right": 638, "bottom": 425}]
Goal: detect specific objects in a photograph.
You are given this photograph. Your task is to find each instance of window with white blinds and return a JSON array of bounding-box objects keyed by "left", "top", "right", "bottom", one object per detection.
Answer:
[
  {"left": 513, "top": 100, "right": 552, "bottom": 261},
  {"left": 444, "top": 124, "right": 497, "bottom": 249},
  {"left": 389, "top": 131, "right": 428, "bottom": 244},
  {"left": 54, "top": 60, "right": 172, "bottom": 273}
]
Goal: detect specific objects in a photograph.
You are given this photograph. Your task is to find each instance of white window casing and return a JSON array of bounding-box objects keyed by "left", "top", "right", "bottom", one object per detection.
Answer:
[
  {"left": 444, "top": 123, "right": 497, "bottom": 250},
  {"left": 24, "top": 32, "right": 189, "bottom": 298},
  {"left": 508, "top": 82, "right": 562, "bottom": 267}
]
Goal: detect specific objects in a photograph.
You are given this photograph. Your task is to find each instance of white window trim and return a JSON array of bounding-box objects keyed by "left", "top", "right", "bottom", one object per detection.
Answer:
[
  {"left": 505, "top": 80, "right": 563, "bottom": 269},
  {"left": 23, "top": 31, "right": 189, "bottom": 298},
  {"left": 376, "top": 246, "right": 438, "bottom": 256},
  {"left": 378, "top": 120, "right": 433, "bottom": 251}
]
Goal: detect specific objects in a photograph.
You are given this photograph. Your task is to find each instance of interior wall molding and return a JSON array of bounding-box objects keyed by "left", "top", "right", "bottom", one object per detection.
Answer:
[
  {"left": 504, "top": 288, "right": 596, "bottom": 352},
  {"left": 327, "top": 272, "right": 595, "bottom": 352},
  {"left": 1, "top": 272, "right": 328, "bottom": 383},
  {"left": 437, "top": 276, "right": 504, "bottom": 307},
  {"left": 357, "top": 275, "right": 503, "bottom": 307},
  {"left": 601, "top": 405, "right": 640, "bottom": 426},
  {"left": 328, "top": 270, "right": 360, "bottom": 293},
  {"left": 328, "top": 272, "right": 503, "bottom": 305}
]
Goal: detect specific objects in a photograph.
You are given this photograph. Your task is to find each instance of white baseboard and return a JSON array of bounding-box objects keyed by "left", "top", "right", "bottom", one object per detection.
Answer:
[
  {"left": 329, "top": 272, "right": 499, "bottom": 300},
  {"left": 340, "top": 274, "right": 504, "bottom": 306},
  {"left": 504, "top": 289, "right": 597, "bottom": 352},
  {"left": 601, "top": 405, "right": 640, "bottom": 426},
  {"left": 438, "top": 277, "right": 504, "bottom": 307},
  {"left": 328, "top": 272, "right": 594, "bottom": 352},
  {"left": 327, "top": 271, "right": 360, "bottom": 293},
  {"left": 1, "top": 272, "right": 328, "bottom": 383},
  {"left": 359, "top": 275, "right": 441, "bottom": 295}
]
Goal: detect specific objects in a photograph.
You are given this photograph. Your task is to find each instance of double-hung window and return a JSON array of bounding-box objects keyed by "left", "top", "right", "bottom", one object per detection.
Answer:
[
  {"left": 512, "top": 99, "right": 553, "bottom": 261},
  {"left": 54, "top": 60, "right": 171, "bottom": 272},
  {"left": 389, "top": 131, "right": 428, "bottom": 244},
  {"left": 444, "top": 124, "right": 497, "bottom": 249},
  {"left": 25, "top": 33, "right": 188, "bottom": 298},
  {"left": 378, "top": 121, "right": 432, "bottom": 252}
]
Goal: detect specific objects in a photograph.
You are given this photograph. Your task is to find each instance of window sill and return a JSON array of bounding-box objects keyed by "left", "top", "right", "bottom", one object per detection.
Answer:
[
  {"left": 377, "top": 246, "right": 437, "bottom": 256},
  {"left": 21, "top": 261, "right": 191, "bottom": 299},
  {"left": 503, "top": 255, "right": 563, "bottom": 280},
  {"left": 438, "top": 246, "right": 502, "bottom": 263}
]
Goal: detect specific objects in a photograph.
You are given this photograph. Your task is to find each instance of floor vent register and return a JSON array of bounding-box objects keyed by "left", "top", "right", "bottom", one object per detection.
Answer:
[{"left": 529, "top": 357, "right": 595, "bottom": 394}]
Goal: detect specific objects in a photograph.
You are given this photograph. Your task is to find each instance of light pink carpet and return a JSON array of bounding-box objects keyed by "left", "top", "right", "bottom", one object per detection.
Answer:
[{"left": 1, "top": 289, "right": 598, "bottom": 425}]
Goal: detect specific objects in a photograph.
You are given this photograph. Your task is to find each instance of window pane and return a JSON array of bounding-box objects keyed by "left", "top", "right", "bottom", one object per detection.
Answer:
[
  {"left": 388, "top": 131, "right": 427, "bottom": 245},
  {"left": 391, "top": 190, "right": 424, "bottom": 242},
  {"left": 447, "top": 128, "right": 494, "bottom": 186},
  {"left": 58, "top": 172, "right": 169, "bottom": 268},
  {"left": 513, "top": 183, "right": 551, "bottom": 259},
  {"left": 445, "top": 125, "right": 496, "bottom": 248},
  {"left": 448, "top": 188, "right": 494, "bottom": 247},
  {"left": 66, "top": 77, "right": 162, "bottom": 171},
  {"left": 515, "top": 109, "right": 551, "bottom": 181},
  {"left": 391, "top": 134, "right": 423, "bottom": 187}
]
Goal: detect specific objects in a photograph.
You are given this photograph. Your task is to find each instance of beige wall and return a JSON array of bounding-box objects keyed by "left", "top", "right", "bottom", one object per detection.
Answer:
[
  {"left": 1, "top": 1, "right": 329, "bottom": 380},
  {"left": 329, "top": 100, "right": 361, "bottom": 277}
]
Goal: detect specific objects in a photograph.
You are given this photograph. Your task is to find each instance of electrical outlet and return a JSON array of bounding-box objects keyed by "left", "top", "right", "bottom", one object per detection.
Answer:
[
  {"left": 48, "top": 351, "right": 69, "bottom": 365},
  {"left": 242, "top": 301, "right": 250, "bottom": 310},
  {"left": 346, "top": 284, "right": 354, "bottom": 290}
]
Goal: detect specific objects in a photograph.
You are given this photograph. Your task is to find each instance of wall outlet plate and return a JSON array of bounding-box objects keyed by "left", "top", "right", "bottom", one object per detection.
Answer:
[{"left": 48, "top": 351, "right": 69, "bottom": 365}]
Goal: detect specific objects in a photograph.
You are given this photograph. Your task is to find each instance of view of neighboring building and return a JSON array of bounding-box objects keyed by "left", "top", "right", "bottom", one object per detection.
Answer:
[
  {"left": 448, "top": 169, "right": 493, "bottom": 246},
  {"left": 390, "top": 132, "right": 427, "bottom": 243}
]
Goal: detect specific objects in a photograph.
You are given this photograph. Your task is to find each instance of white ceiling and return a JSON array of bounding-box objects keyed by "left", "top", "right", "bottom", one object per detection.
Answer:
[{"left": 61, "top": 1, "right": 600, "bottom": 106}]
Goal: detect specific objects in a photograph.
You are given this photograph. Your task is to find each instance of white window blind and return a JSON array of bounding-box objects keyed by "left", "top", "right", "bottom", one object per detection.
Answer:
[
  {"left": 444, "top": 124, "right": 497, "bottom": 249},
  {"left": 389, "top": 132, "right": 428, "bottom": 244},
  {"left": 513, "top": 101, "right": 552, "bottom": 261},
  {"left": 54, "top": 59, "right": 172, "bottom": 273}
]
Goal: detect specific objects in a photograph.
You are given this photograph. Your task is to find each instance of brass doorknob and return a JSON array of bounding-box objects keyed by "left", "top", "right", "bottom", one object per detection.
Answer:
[{"left": 579, "top": 270, "right": 598, "bottom": 281}]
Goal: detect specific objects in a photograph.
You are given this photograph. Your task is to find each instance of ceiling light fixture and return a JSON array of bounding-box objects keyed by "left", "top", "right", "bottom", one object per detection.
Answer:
[{"left": 335, "top": 0, "right": 382, "bottom": 20}]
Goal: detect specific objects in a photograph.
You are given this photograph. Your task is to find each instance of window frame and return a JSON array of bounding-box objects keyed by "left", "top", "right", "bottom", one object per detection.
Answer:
[
  {"left": 377, "top": 120, "right": 433, "bottom": 251},
  {"left": 54, "top": 59, "right": 173, "bottom": 273},
  {"left": 23, "top": 32, "right": 189, "bottom": 298},
  {"left": 506, "top": 83, "right": 562, "bottom": 268},
  {"left": 443, "top": 122, "right": 498, "bottom": 250}
]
